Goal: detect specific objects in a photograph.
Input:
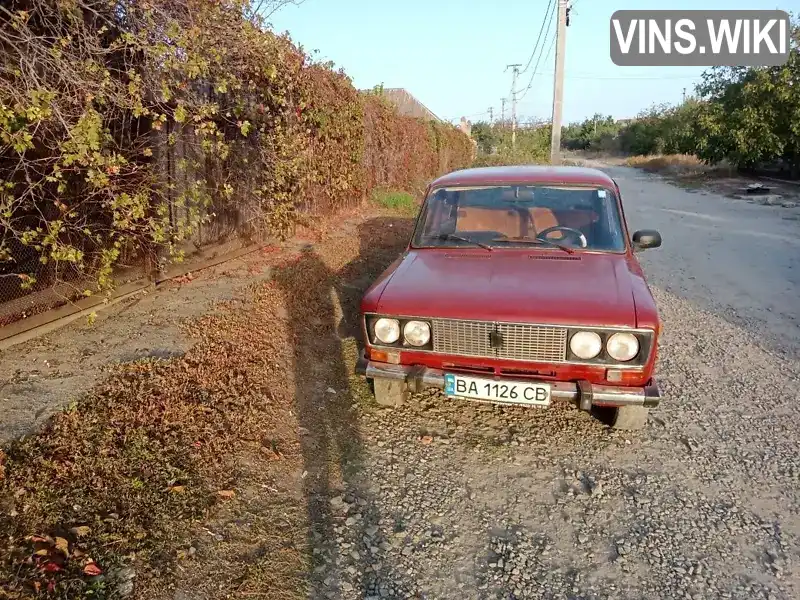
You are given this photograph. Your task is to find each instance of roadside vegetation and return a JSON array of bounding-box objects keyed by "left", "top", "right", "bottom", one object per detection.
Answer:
[
  {"left": 0, "top": 0, "right": 471, "bottom": 300},
  {"left": 560, "top": 22, "right": 799, "bottom": 179},
  {"left": 623, "top": 154, "right": 735, "bottom": 178},
  {"left": 371, "top": 189, "right": 418, "bottom": 216},
  {"left": 470, "top": 122, "right": 551, "bottom": 166},
  {"left": 470, "top": 20, "right": 799, "bottom": 179}
]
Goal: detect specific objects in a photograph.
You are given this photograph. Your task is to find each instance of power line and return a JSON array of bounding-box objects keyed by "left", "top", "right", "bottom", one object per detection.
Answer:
[
  {"left": 490, "top": 1, "right": 556, "bottom": 130},
  {"left": 527, "top": 72, "right": 702, "bottom": 82},
  {"left": 518, "top": 61, "right": 700, "bottom": 107},
  {"left": 570, "top": 73, "right": 702, "bottom": 80},
  {"left": 517, "top": 27, "right": 556, "bottom": 103},
  {"left": 516, "top": 4, "right": 557, "bottom": 102},
  {"left": 462, "top": 109, "right": 491, "bottom": 118},
  {"left": 519, "top": 0, "right": 555, "bottom": 75}
]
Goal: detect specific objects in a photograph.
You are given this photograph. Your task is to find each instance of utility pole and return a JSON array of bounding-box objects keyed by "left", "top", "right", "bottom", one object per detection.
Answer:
[
  {"left": 488, "top": 107, "right": 494, "bottom": 123},
  {"left": 501, "top": 98, "right": 506, "bottom": 125},
  {"left": 550, "top": 0, "right": 568, "bottom": 164},
  {"left": 506, "top": 63, "right": 522, "bottom": 149}
]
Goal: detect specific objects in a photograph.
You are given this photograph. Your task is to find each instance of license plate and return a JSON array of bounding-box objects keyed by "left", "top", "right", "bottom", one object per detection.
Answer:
[{"left": 444, "top": 373, "right": 551, "bottom": 407}]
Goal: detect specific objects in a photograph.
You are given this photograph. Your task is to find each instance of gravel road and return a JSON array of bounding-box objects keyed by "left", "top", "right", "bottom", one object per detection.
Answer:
[
  {"left": 307, "top": 167, "right": 800, "bottom": 600},
  {"left": 2, "top": 168, "right": 798, "bottom": 600},
  {"left": 611, "top": 165, "right": 800, "bottom": 360}
]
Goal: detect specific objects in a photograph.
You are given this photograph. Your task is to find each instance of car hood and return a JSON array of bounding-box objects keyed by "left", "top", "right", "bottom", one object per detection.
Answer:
[{"left": 375, "top": 249, "right": 638, "bottom": 327}]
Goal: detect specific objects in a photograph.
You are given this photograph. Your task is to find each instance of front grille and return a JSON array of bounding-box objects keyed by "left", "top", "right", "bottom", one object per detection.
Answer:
[
  {"left": 432, "top": 319, "right": 494, "bottom": 358},
  {"left": 497, "top": 323, "right": 568, "bottom": 362},
  {"left": 431, "top": 318, "right": 567, "bottom": 363}
]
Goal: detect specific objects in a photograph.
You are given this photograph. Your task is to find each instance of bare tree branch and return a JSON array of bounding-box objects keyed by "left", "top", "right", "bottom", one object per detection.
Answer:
[{"left": 247, "top": 0, "right": 307, "bottom": 25}]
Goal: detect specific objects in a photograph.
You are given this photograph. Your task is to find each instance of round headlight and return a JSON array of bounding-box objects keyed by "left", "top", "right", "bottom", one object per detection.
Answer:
[
  {"left": 374, "top": 318, "right": 400, "bottom": 344},
  {"left": 607, "top": 332, "right": 640, "bottom": 362},
  {"left": 403, "top": 320, "right": 431, "bottom": 347},
  {"left": 569, "top": 331, "right": 602, "bottom": 360}
]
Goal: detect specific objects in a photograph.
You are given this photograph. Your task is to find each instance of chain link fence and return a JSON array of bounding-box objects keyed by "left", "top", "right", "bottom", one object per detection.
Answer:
[
  {"left": 0, "top": 125, "right": 257, "bottom": 330},
  {"left": 0, "top": 264, "right": 91, "bottom": 328},
  {"left": 0, "top": 242, "right": 155, "bottom": 329}
]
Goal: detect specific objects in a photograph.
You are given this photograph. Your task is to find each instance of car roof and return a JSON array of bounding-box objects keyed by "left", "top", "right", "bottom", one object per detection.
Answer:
[{"left": 429, "top": 165, "right": 617, "bottom": 189}]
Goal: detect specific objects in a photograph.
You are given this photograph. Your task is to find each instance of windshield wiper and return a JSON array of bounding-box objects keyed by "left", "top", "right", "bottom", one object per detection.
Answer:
[
  {"left": 437, "top": 233, "right": 494, "bottom": 251},
  {"left": 490, "top": 236, "right": 575, "bottom": 254}
]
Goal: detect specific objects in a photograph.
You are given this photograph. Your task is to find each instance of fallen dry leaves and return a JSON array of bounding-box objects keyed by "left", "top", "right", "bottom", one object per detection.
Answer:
[
  {"left": 40, "top": 562, "right": 63, "bottom": 574},
  {"left": 174, "top": 272, "right": 195, "bottom": 284},
  {"left": 82, "top": 562, "right": 102, "bottom": 577},
  {"left": 0, "top": 211, "right": 415, "bottom": 599},
  {"left": 54, "top": 537, "right": 69, "bottom": 557},
  {"left": 69, "top": 526, "right": 91, "bottom": 538},
  {"left": 69, "top": 525, "right": 92, "bottom": 538}
]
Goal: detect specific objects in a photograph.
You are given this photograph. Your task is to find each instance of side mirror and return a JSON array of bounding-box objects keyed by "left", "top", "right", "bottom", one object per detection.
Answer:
[{"left": 632, "top": 229, "right": 662, "bottom": 251}]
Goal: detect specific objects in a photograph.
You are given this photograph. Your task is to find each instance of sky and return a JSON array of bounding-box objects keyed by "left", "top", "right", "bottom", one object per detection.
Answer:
[{"left": 269, "top": 0, "right": 795, "bottom": 126}]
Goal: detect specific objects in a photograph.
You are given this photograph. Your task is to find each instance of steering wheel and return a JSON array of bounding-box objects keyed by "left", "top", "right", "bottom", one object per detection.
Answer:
[{"left": 536, "top": 226, "right": 588, "bottom": 248}]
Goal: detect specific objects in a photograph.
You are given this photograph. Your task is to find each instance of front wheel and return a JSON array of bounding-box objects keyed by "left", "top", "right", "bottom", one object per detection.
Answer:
[{"left": 593, "top": 405, "right": 649, "bottom": 430}]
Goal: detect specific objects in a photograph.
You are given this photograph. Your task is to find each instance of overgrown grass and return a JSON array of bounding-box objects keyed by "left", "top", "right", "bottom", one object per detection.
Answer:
[
  {"left": 372, "top": 189, "right": 418, "bottom": 215},
  {"left": 473, "top": 145, "right": 550, "bottom": 168},
  {"left": 626, "top": 153, "right": 701, "bottom": 169},
  {"left": 625, "top": 154, "right": 734, "bottom": 178}
]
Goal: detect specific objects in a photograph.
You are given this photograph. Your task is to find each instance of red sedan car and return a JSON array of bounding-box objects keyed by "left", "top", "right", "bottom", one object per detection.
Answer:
[{"left": 356, "top": 165, "right": 663, "bottom": 430}]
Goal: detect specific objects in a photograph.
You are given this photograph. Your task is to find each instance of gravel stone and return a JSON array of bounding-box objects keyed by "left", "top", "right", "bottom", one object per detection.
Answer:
[
  {"left": 305, "top": 167, "right": 800, "bottom": 599},
  {"left": 117, "top": 580, "right": 134, "bottom": 597}
]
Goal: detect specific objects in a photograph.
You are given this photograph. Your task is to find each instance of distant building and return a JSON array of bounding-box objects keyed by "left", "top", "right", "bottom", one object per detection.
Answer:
[
  {"left": 458, "top": 117, "right": 472, "bottom": 137},
  {"left": 379, "top": 88, "right": 443, "bottom": 122}
]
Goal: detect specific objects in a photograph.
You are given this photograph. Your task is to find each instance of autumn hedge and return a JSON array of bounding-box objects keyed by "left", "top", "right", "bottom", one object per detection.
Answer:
[{"left": 0, "top": 0, "right": 473, "bottom": 296}]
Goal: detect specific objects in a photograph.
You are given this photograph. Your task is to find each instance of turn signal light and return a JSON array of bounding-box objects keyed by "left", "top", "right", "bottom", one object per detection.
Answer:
[
  {"left": 606, "top": 369, "right": 646, "bottom": 385},
  {"left": 369, "top": 348, "right": 401, "bottom": 364}
]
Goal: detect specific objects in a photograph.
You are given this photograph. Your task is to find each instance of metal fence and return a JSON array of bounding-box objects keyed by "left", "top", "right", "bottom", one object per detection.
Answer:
[
  {"left": 0, "top": 125, "right": 260, "bottom": 330},
  {"left": 0, "top": 238, "right": 156, "bottom": 329},
  {"left": 0, "top": 263, "right": 91, "bottom": 328}
]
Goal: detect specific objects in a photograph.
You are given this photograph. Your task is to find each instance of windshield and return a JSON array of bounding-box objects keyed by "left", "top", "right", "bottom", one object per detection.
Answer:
[{"left": 412, "top": 184, "right": 627, "bottom": 252}]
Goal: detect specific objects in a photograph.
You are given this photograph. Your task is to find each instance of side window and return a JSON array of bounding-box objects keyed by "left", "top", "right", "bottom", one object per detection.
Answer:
[
  {"left": 418, "top": 189, "right": 450, "bottom": 239},
  {"left": 607, "top": 182, "right": 628, "bottom": 249},
  {"left": 612, "top": 179, "right": 627, "bottom": 223}
]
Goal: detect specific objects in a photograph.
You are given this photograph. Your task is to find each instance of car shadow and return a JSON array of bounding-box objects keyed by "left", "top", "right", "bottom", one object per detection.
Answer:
[{"left": 272, "top": 216, "right": 416, "bottom": 598}]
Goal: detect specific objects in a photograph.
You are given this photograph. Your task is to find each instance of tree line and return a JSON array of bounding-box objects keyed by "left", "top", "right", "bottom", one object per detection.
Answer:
[{"left": 472, "top": 21, "right": 799, "bottom": 178}]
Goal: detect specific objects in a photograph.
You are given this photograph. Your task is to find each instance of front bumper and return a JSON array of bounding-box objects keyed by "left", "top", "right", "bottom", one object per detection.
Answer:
[{"left": 356, "top": 358, "right": 661, "bottom": 410}]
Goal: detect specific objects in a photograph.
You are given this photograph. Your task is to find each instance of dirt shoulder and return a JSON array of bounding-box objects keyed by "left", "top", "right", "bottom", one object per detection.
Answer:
[{"left": 0, "top": 242, "right": 276, "bottom": 444}]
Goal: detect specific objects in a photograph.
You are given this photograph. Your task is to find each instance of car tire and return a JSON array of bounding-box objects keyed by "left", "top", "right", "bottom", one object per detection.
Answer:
[
  {"left": 596, "top": 405, "right": 649, "bottom": 430},
  {"left": 372, "top": 378, "right": 408, "bottom": 408}
]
